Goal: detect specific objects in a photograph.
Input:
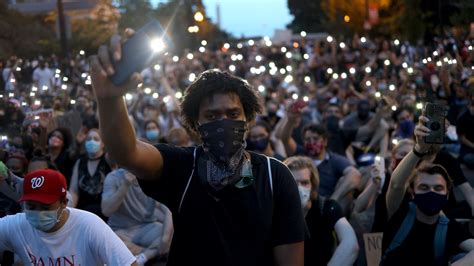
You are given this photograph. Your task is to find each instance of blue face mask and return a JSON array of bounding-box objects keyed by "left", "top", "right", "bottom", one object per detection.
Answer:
[
  {"left": 85, "top": 140, "right": 101, "bottom": 156},
  {"left": 145, "top": 129, "right": 160, "bottom": 141},
  {"left": 247, "top": 137, "right": 270, "bottom": 152},
  {"left": 24, "top": 208, "right": 63, "bottom": 232}
]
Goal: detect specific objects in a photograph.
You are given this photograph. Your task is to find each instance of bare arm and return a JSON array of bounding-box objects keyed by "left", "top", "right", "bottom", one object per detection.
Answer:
[
  {"left": 331, "top": 166, "right": 361, "bottom": 202},
  {"left": 328, "top": 218, "right": 359, "bottom": 266},
  {"left": 452, "top": 239, "right": 474, "bottom": 266},
  {"left": 273, "top": 242, "right": 304, "bottom": 266},
  {"left": 69, "top": 160, "right": 80, "bottom": 207},
  {"left": 353, "top": 178, "right": 381, "bottom": 214},
  {"left": 273, "top": 113, "right": 300, "bottom": 157},
  {"left": 460, "top": 135, "right": 474, "bottom": 149},
  {"left": 90, "top": 33, "right": 164, "bottom": 181},
  {"left": 101, "top": 172, "right": 132, "bottom": 217}
]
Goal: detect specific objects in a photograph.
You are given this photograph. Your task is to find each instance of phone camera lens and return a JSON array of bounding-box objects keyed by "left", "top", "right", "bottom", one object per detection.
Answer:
[{"left": 430, "top": 122, "right": 441, "bottom": 131}]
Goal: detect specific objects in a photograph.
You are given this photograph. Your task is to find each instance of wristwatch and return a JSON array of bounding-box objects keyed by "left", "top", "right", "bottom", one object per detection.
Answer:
[{"left": 412, "top": 146, "right": 429, "bottom": 158}]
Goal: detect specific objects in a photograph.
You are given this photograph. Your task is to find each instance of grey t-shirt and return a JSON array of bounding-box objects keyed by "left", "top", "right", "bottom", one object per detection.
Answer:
[{"left": 103, "top": 168, "right": 167, "bottom": 229}]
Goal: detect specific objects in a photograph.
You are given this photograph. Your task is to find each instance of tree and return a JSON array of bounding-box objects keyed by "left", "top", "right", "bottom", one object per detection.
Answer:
[{"left": 287, "top": 0, "right": 328, "bottom": 33}]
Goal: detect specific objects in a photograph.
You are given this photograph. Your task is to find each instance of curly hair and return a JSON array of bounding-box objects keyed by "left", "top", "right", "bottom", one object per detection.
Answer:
[{"left": 181, "top": 70, "right": 262, "bottom": 131}]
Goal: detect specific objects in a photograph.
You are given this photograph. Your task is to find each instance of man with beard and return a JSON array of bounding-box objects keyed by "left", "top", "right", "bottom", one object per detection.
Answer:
[{"left": 89, "top": 32, "right": 307, "bottom": 266}]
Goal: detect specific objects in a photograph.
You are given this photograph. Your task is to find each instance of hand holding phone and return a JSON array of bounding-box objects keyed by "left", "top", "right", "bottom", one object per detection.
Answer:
[{"left": 289, "top": 99, "right": 308, "bottom": 113}]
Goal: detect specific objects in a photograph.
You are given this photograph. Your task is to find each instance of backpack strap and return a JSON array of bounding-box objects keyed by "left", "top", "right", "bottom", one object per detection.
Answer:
[
  {"left": 178, "top": 147, "right": 197, "bottom": 213},
  {"left": 434, "top": 214, "right": 449, "bottom": 264},
  {"left": 382, "top": 202, "right": 417, "bottom": 261},
  {"left": 266, "top": 156, "right": 273, "bottom": 195}
]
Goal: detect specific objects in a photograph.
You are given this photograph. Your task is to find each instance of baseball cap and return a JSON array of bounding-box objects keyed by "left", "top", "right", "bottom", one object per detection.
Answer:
[{"left": 19, "top": 169, "right": 67, "bottom": 204}]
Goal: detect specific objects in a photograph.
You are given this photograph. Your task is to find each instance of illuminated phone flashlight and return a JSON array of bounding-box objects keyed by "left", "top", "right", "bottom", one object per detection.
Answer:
[
  {"left": 144, "top": 88, "right": 151, "bottom": 94},
  {"left": 279, "top": 68, "right": 286, "bottom": 75},
  {"left": 153, "top": 64, "right": 161, "bottom": 71},
  {"left": 42, "top": 85, "right": 48, "bottom": 91},
  {"left": 332, "top": 73, "right": 339, "bottom": 79},
  {"left": 452, "top": 59, "right": 457, "bottom": 64},
  {"left": 255, "top": 55, "right": 262, "bottom": 62},
  {"left": 152, "top": 92, "right": 159, "bottom": 99},
  {"left": 55, "top": 69, "right": 61, "bottom": 74},
  {"left": 16, "top": 67, "right": 21, "bottom": 71},
  {"left": 34, "top": 115, "right": 40, "bottom": 120},
  {"left": 175, "top": 92, "right": 183, "bottom": 99},
  {"left": 422, "top": 59, "right": 428, "bottom": 64},
  {"left": 300, "top": 31, "right": 307, "bottom": 37},
  {"left": 375, "top": 92, "right": 381, "bottom": 98},
  {"left": 55, "top": 73, "right": 60, "bottom": 78},
  {"left": 360, "top": 37, "right": 367, "bottom": 43},
  {"left": 163, "top": 95, "right": 170, "bottom": 103},
  {"left": 259, "top": 66, "right": 266, "bottom": 72},
  {"left": 8, "top": 92, "right": 14, "bottom": 98},
  {"left": 281, "top": 47, "right": 287, "bottom": 53},
  {"left": 433, "top": 51, "right": 439, "bottom": 56},
  {"left": 1, "top": 136, "right": 7, "bottom": 141},
  {"left": 34, "top": 100, "right": 41, "bottom": 106},
  {"left": 402, "top": 62, "right": 408, "bottom": 69},
  {"left": 237, "top": 43, "right": 243, "bottom": 49},
  {"left": 392, "top": 139, "right": 399, "bottom": 145},
  {"left": 237, "top": 54, "right": 243, "bottom": 61},
  {"left": 389, "top": 84, "right": 396, "bottom": 91},
  {"left": 265, "top": 40, "right": 272, "bottom": 47},
  {"left": 0, "top": 95, "right": 3, "bottom": 98},
  {"left": 416, "top": 102, "right": 423, "bottom": 110},
  {"left": 201, "top": 40, "right": 207, "bottom": 46},
  {"left": 326, "top": 35, "right": 333, "bottom": 42},
  {"left": 292, "top": 93, "right": 299, "bottom": 100},
  {"left": 150, "top": 38, "right": 165, "bottom": 53},
  {"left": 63, "top": 76, "right": 68, "bottom": 82},
  {"left": 341, "top": 72, "right": 347, "bottom": 79},
  {"left": 79, "top": 50, "right": 85, "bottom": 55},
  {"left": 70, "top": 99, "right": 76, "bottom": 105},
  {"left": 172, "top": 56, "right": 179, "bottom": 62},
  {"left": 365, "top": 67, "right": 371, "bottom": 73},
  {"left": 427, "top": 57, "right": 432, "bottom": 62},
  {"left": 304, "top": 76, "right": 311, "bottom": 83},
  {"left": 286, "top": 65, "right": 292, "bottom": 72},
  {"left": 186, "top": 53, "right": 194, "bottom": 60},
  {"left": 81, "top": 73, "right": 87, "bottom": 78},
  {"left": 22, "top": 102, "right": 27, "bottom": 106},
  {"left": 375, "top": 155, "right": 381, "bottom": 162},
  {"left": 223, "top": 43, "right": 230, "bottom": 50},
  {"left": 384, "top": 59, "right": 390, "bottom": 66},
  {"left": 436, "top": 61, "right": 442, "bottom": 67},
  {"left": 339, "top": 42, "right": 346, "bottom": 49},
  {"left": 85, "top": 79, "right": 91, "bottom": 85},
  {"left": 229, "top": 65, "right": 236, "bottom": 72},
  {"left": 407, "top": 67, "right": 414, "bottom": 74},
  {"left": 10, "top": 78, "right": 15, "bottom": 83},
  {"left": 349, "top": 67, "right": 356, "bottom": 74},
  {"left": 258, "top": 85, "right": 265, "bottom": 93},
  {"left": 30, "top": 92, "right": 35, "bottom": 97},
  {"left": 199, "top": 46, "right": 205, "bottom": 53},
  {"left": 303, "top": 96, "right": 309, "bottom": 102},
  {"left": 303, "top": 54, "right": 309, "bottom": 60},
  {"left": 391, "top": 105, "right": 397, "bottom": 111},
  {"left": 327, "top": 68, "right": 333, "bottom": 74},
  {"left": 366, "top": 80, "right": 372, "bottom": 87},
  {"left": 394, "top": 39, "right": 400, "bottom": 46},
  {"left": 125, "top": 93, "right": 133, "bottom": 101},
  {"left": 285, "top": 75, "right": 293, "bottom": 83},
  {"left": 248, "top": 40, "right": 255, "bottom": 46},
  {"left": 188, "top": 73, "right": 196, "bottom": 82},
  {"left": 231, "top": 55, "right": 237, "bottom": 61}
]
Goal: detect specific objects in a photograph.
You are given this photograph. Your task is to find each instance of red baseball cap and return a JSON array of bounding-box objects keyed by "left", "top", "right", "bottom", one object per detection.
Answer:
[{"left": 20, "top": 169, "right": 67, "bottom": 204}]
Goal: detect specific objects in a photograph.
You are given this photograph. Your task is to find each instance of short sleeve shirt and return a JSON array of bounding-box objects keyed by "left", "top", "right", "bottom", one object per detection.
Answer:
[{"left": 138, "top": 144, "right": 308, "bottom": 266}]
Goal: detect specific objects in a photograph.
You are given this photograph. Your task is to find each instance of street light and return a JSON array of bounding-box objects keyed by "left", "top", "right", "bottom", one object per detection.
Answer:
[
  {"left": 344, "top": 15, "right": 350, "bottom": 23},
  {"left": 194, "top": 11, "right": 204, "bottom": 22}
]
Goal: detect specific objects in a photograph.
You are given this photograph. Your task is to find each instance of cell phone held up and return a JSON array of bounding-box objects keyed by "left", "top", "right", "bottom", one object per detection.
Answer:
[
  {"left": 423, "top": 103, "right": 446, "bottom": 144},
  {"left": 110, "top": 20, "right": 171, "bottom": 86},
  {"left": 290, "top": 99, "right": 307, "bottom": 113}
]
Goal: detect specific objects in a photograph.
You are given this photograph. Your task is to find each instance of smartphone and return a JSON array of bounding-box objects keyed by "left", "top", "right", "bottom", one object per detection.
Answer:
[
  {"left": 110, "top": 20, "right": 171, "bottom": 86},
  {"left": 374, "top": 156, "right": 386, "bottom": 193},
  {"left": 424, "top": 103, "right": 446, "bottom": 144}
]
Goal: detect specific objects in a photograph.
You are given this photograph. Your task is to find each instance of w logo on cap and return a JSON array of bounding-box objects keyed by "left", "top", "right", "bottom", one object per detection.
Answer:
[{"left": 31, "top": 176, "right": 45, "bottom": 189}]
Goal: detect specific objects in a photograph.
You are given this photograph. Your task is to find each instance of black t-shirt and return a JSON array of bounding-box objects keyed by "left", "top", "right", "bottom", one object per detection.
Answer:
[
  {"left": 457, "top": 110, "right": 474, "bottom": 154},
  {"left": 381, "top": 201, "right": 471, "bottom": 266},
  {"left": 138, "top": 144, "right": 307, "bottom": 266},
  {"left": 305, "top": 197, "right": 344, "bottom": 266}
]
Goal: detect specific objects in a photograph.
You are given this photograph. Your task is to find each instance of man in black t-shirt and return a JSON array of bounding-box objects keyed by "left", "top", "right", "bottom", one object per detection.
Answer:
[
  {"left": 381, "top": 115, "right": 473, "bottom": 266},
  {"left": 90, "top": 37, "right": 307, "bottom": 266}
]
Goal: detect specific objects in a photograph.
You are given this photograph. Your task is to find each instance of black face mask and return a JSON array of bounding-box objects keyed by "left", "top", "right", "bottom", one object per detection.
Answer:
[
  {"left": 198, "top": 119, "right": 247, "bottom": 166},
  {"left": 197, "top": 119, "right": 248, "bottom": 191},
  {"left": 247, "top": 137, "right": 270, "bottom": 152},
  {"left": 325, "top": 115, "right": 340, "bottom": 133},
  {"left": 413, "top": 191, "right": 448, "bottom": 216}
]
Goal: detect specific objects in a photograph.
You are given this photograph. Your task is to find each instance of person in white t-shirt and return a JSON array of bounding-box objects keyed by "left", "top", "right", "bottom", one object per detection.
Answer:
[
  {"left": 32, "top": 62, "right": 54, "bottom": 92},
  {"left": 0, "top": 169, "right": 137, "bottom": 266}
]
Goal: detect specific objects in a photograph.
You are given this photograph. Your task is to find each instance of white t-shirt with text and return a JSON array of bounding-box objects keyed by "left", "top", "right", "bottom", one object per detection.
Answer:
[{"left": 0, "top": 207, "right": 135, "bottom": 266}]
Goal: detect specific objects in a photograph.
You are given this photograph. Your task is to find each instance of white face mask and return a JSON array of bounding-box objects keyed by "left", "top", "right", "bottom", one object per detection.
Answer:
[{"left": 298, "top": 185, "right": 311, "bottom": 207}]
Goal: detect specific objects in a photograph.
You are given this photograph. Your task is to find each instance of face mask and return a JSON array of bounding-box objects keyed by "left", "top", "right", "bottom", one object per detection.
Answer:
[
  {"left": 304, "top": 142, "right": 324, "bottom": 157},
  {"left": 413, "top": 191, "right": 448, "bottom": 216},
  {"left": 430, "top": 75, "right": 440, "bottom": 88},
  {"left": 298, "top": 185, "right": 311, "bottom": 207},
  {"left": 399, "top": 119, "right": 415, "bottom": 138},
  {"left": 267, "top": 111, "right": 277, "bottom": 118},
  {"left": 325, "top": 115, "right": 340, "bottom": 133},
  {"left": 24, "top": 208, "right": 63, "bottom": 232},
  {"left": 85, "top": 140, "right": 101, "bottom": 156},
  {"left": 378, "top": 83, "right": 387, "bottom": 91},
  {"left": 48, "top": 136, "right": 63, "bottom": 148},
  {"left": 145, "top": 129, "right": 160, "bottom": 141},
  {"left": 247, "top": 137, "right": 269, "bottom": 152},
  {"left": 415, "top": 76, "right": 424, "bottom": 85},
  {"left": 198, "top": 119, "right": 247, "bottom": 165}
]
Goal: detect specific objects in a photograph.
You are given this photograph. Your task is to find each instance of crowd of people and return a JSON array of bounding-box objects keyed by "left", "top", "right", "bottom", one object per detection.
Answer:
[{"left": 0, "top": 31, "right": 473, "bottom": 265}]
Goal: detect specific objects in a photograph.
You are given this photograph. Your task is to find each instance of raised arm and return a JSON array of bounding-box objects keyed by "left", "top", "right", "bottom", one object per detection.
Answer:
[
  {"left": 386, "top": 115, "right": 435, "bottom": 219},
  {"left": 273, "top": 109, "right": 301, "bottom": 157},
  {"left": 101, "top": 171, "right": 133, "bottom": 217},
  {"left": 90, "top": 31, "right": 163, "bottom": 180}
]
